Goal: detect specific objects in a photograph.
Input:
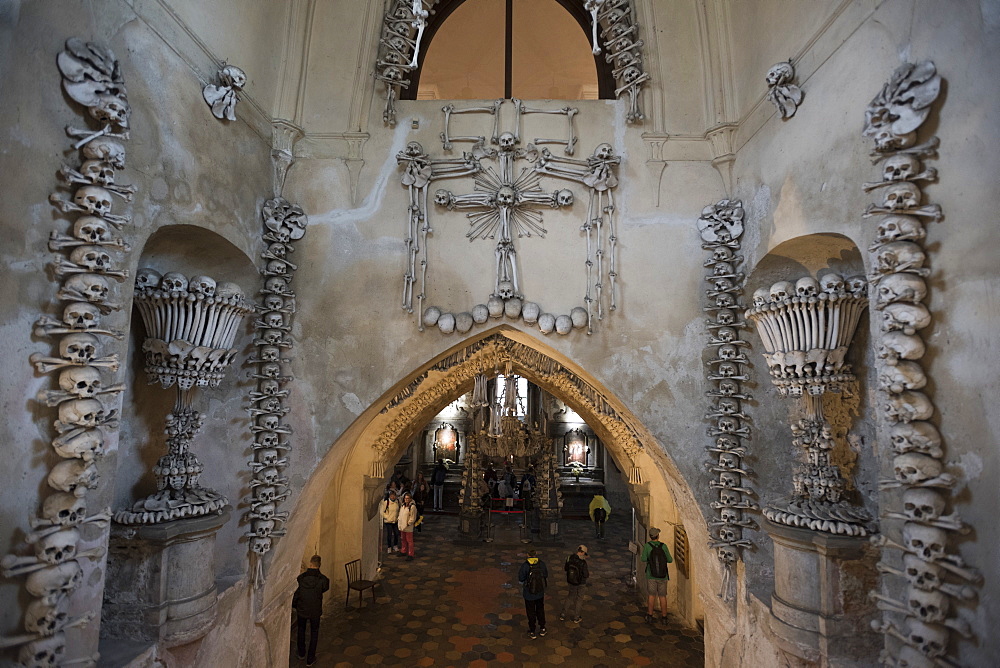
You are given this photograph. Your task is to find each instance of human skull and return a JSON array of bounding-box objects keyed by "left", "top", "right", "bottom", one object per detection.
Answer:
[
  {"left": 795, "top": 276, "right": 820, "bottom": 298},
  {"left": 878, "top": 331, "right": 926, "bottom": 365},
  {"left": 716, "top": 362, "right": 739, "bottom": 378},
  {"left": 189, "top": 275, "right": 217, "bottom": 297},
  {"left": 893, "top": 453, "right": 943, "bottom": 486},
  {"left": 60, "top": 333, "right": 99, "bottom": 364},
  {"left": 41, "top": 492, "right": 87, "bottom": 526},
  {"left": 769, "top": 281, "right": 794, "bottom": 302},
  {"left": 882, "top": 182, "right": 921, "bottom": 211},
  {"left": 521, "top": 302, "right": 540, "bottom": 324},
  {"left": 216, "top": 281, "right": 243, "bottom": 299},
  {"left": 818, "top": 273, "right": 845, "bottom": 295},
  {"left": 765, "top": 61, "right": 794, "bottom": 86},
  {"left": 907, "top": 587, "right": 948, "bottom": 624},
  {"left": 885, "top": 390, "right": 934, "bottom": 422},
  {"left": 433, "top": 189, "right": 451, "bottom": 207},
  {"left": 18, "top": 633, "right": 67, "bottom": 667},
  {"left": 471, "top": 303, "right": 489, "bottom": 324},
  {"left": 537, "top": 313, "right": 556, "bottom": 334},
  {"left": 257, "top": 448, "right": 280, "bottom": 467},
  {"left": 47, "top": 459, "right": 98, "bottom": 495},
  {"left": 719, "top": 508, "right": 740, "bottom": 523},
  {"left": 621, "top": 66, "right": 643, "bottom": 85},
  {"left": 25, "top": 562, "right": 83, "bottom": 606},
  {"left": 58, "top": 398, "right": 104, "bottom": 429},
  {"left": 555, "top": 314, "right": 573, "bottom": 335},
  {"left": 715, "top": 293, "right": 735, "bottom": 308},
  {"left": 497, "top": 132, "right": 517, "bottom": 151},
  {"left": 503, "top": 300, "right": 522, "bottom": 320},
  {"left": 487, "top": 297, "right": 504, "bottom": 318},
  {"left": 593, "top": 143, "right": 614, "bottom": 161},
  {"left": 717, "top": 451, "right": 740, "bottom": 468},
  {"left": 264, "top": 312, "right": 285, "bottom": 328},
  {"left": 718, "top": 526, "right": 740, "bottom": 542},
  {"left": 266, "top": 259, "right": 288, "bottom": 276},
  {"left": 255, "top": 485, "right": 278, "bottom": 503},
  {"left": 881, "top": 302, "right": 932, "bottom": 335},
  {"left": 83, "top": 137, "right": 126, "bottom": 169},
  {"left": 73, "top": 216, "right": 113, "bottom": 243},
  {"left": 52, "top": 428, "right": 103, "bottom": 461},
  {"left": 263, "top": 295, "right": 285, "bottom": 311},
  {"left": 845, "top": 275, "right": 868, "bottom": 296},
  {"left": 220, "top": 64, "right": 247, "bottom": 89},
  {"left": 901, "top": 487, "right": 946, "bottom": 523},
  {"left": 255, "top": 431, "right": 280, "bottom": 449},
  {"left": 890, "top": 421, "right": 943, "bottom": 458},
  {"left": 903, "top": 554, "right": 943, "bottom": 591},
  {"left": 260, "top": 363, "right": 282, "bottom": 379},
  {"left": 715, "top": 327, "right": 737, "bottom": 343},
  {"left": 496, "top": 186, "right": 516, "bottom": 207},
  {"left": 89, "top": 94, "right": 130, "bottom": 129},
  {"left": 717, "top": 344, "right": 739, "bottom": 361},
  {"left": 712, "top": 277, "right": 734, "bottom": 293},
  {"left": 556, "top": 189, "right": 574, "bottom": 206},
  {"left": 872, "top": 128, "right": 916, "bottom": 152},
  {"left": 259, "top": 467, "right": 280, "bottom": 485},
  {"left": 62, "top": 274, "right": 110, "bottom": 303},
  {"left": 878, "top": 361, "right": 927, "bottom": 393},
  {"left": 25, "top": 598, "right": 69, "bottom": 636},
  {"left": 883, "top": 154, "right": 920, "bottom": 182},
  {"left": 39, "top": 528, "right": 80, "bottom": 565},
  {"left": 875, "top": 273, "right": 927, "bottom": 309},
  {"left": 265, "top": 276, "right": 288, "bottom": 293},
  {"left": 258, "top": 414, "right": 280, "bottom": 431},
  {"left": 58, "top": 366, "right": 102, "bottom": 399},
  {"left": 437, "top": 312, "right": 455, "bottom": 333},
  {"left": 712, "top": 261, "right": 735, "bottom": 277},
  {"left": 69, "top": 245, "right": 111, "bottom": 272},
  {"left": 422, "top": 306, "right": 441, "bottom": 327},
  {"left": 712, "top": 247, "right": 734, "bottom": 263},
  {"left": 874, "top": 241, "right": 926, "bottom": 275},
  {"left": 160, "top": 272, "right": 189, "bottom": 292},
  {"left": 261, "top": 330, "right": 284, "bottom": 346},
  {"left": 73, "top": 185, "right": 113, "bottom": 216},
  {"left": 570, "top": 307, "right": 588, "bottom": 329},
  {"left": 135, "top": 267, "right": 162, "bottom": 290},
  {"left": 718, "top": 471, "right": 740, "bottom": 488},
  {"left": 717, "top": 546, "right": 738, "bottom": 565},
  {"left": 715, "top": 309, "right": 736, "bottom": 325},
  {"left": 62, "top": 302, "right": 101, "bottom": 329},
  {"left": 496, "top": 280, "right": 515, "bottom": 300},
  {"left": 253, "top": 502, "right": 278, "bottom": 521},
  {"left": 250, "top": 536, "right": 272, "bottom": 554},
  {"left": 80, "top": 159, "right": 115, "bottom": 186},
  {"left": 718, "top": 490, "right": 740, "bottom": 506},
  {"left": 873, "top": 215, "right": 925, "bottom": 246},
  {"left": 904, "top": 619, "right": 949, "bottom": 658}
]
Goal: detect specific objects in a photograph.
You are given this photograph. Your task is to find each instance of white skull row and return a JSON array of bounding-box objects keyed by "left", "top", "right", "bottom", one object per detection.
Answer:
[{"left": 422, "top": 302, "right": 588, "bottom": 335}]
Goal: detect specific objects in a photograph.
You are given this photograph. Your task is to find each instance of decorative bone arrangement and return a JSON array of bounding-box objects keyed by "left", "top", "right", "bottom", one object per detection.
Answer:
[
  {"left": 398, "top": 100, "right": 620, "bottom": 336},
  {"left": 746, "top": 271, "right": 873, "bottom": 537},
  {"left": 202, "top": 64, "right": 247, "bottom": 121},
  {"left": 244, "top": 197, "right": 306, "bottom": 583},
  {"left": 861, "top": 61, "right": 980, "bottom": 668},
  {"left": 375, "top": 0, "right": 433, "bottom": 125},
  {"left": 2, "top": 38, "right": 134, "bottom": 668},
  {"left": 697, "top": 199, "right": 758, "bottom": 602},
  {"left": 592, "top": 0, "right": 649, "bottom": 123},
  {"left": 765, "top": 61, "right": 803, "bottom": 119},
  {"left": 113, "top": 271, "right": 252, "bottom": 526}
]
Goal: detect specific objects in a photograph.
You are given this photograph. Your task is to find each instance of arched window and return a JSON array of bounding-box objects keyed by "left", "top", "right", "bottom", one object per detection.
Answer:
[{"left": 409, "top": 0, "right": 614, "bottom": 100}]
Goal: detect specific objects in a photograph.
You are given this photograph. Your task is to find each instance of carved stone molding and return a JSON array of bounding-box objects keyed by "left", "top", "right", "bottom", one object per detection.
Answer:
[{"left": 270, "top": 120, "right": 303, "bottom": 198}]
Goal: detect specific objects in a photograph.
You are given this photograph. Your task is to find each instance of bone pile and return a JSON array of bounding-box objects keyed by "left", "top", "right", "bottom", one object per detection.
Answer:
[
  {"left": 2, "top": 38, "right": 135, "bottom": 668},
  {"left": 765, "top": 61, "right": 803, "bottom": 119},
  {"left": 593, "top": 0, "right": 649, "bottom": 123},
  {"left": 244, "top": 197, "right": 306, "bottom": 581},
  {"left": 860, "top": 61, "right": 981, "bottom": 668},
  {"left": 375, "top": 0, "right": 434, "bottom": 126},
  {"left": 202, "top": 64, "right": 246, "bottom": 121},
  {"left": 745, "top": 273, "right": 868, "bottom": 397},
  {"left": 697, "top": 199, "right": 758, "bottom": 602},
  {"left": 131, "top": 269, "right": 253, "bottom": 389}
]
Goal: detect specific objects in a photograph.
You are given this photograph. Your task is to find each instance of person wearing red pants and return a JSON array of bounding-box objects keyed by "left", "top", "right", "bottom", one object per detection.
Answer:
[{"left": 398, "top": 492, "right": 418, "bottom": 560}]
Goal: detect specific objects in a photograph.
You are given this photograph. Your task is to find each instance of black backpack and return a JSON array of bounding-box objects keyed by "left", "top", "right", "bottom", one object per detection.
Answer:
[
  {"left": 593, "top": 507, "right": 607, "bottom": 522},
  {"left": 648, "top": 542, "right": 669, "bottom": 579},
  {"left": 526, "top": 563, "right": 545, "bottom": 595},
  {"left": 566, "top": 558, "right": 584, "bottom": 586}
]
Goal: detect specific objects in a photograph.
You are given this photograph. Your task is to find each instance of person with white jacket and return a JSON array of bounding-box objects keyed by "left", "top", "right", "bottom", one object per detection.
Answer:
[
  {"left": 382, "top": 490, "right": 401, "bottom": 554},
  {"left": 397, "top": 492, "right": 418, "bottom": 560}
]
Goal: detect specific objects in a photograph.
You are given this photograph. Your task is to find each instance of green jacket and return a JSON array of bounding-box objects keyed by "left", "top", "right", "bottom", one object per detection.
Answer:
[{"left": 640, "top": 540, "right": 673, "bottom": 581}]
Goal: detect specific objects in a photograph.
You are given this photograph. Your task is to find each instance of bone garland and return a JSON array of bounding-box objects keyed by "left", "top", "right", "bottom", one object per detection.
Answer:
[
  {"left": 376, "top": 0, "right": 435, "bottom": 125},
  {"left": 862, "top": 62, "right": 978, "bottom": 667},
  {"left": 594, "top": 0, "right": 648, "bottom": 123},
  {"left": 401, "top": 102, "right": 621, "bottom": 335},
  {"left": 765, "top": 61, "right": 803, "bottom": 119},
  {"left": 746, "top": 271, "right": 873, "bottom": 536},
  {"left": 202, "top": 64, "right": 246, "bottom": 121},
  {"left": 244, "top": 198, "right": 307, "bottom": 582},
  {"left": 2, "top": 38, "right": 134, "bottom": 665},
  {"left": 697, "top": 200, "right": 757, "bottom": 602}
]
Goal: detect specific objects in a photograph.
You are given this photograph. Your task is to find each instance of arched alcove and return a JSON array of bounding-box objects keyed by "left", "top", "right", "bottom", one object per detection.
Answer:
[
  {"left": 741, "top": 232, "right": 878, "bottom": 603},
  {"left": 260, "top": 327, "right": 718, "bottom": 650}
]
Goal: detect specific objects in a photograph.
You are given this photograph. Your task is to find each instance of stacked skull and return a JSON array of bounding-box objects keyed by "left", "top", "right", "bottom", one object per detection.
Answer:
[
  {"left": 862, "top": 61, "right": 981, "bottom": 667},
  {"left": 697, "top": 199, "right": 758, "bottom": 601},
  {"left": 244, "top": 197, "right": 307, "bottom": 565}
]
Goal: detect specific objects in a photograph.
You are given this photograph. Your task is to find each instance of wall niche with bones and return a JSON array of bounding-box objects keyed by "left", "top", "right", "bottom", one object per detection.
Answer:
[
  {"left": 396, "top": 99, "right": 623, "bottom": 337},
  {"left": 739, "top": 233, "right": 879, "bottom": 603}
]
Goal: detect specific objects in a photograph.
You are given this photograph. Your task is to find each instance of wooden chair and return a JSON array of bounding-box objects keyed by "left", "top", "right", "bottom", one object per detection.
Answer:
[{"left": 345, "top": 559, "right": 376, "bottom": 608}]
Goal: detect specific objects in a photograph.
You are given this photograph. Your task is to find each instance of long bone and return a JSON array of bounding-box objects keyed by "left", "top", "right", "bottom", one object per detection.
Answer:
[
  {"left": 615, "top": 72, "right": 651, "bottom": 97},
  {"left": 30, "top": 354, "right": 118, "bottom": 374},
  {"left": 870, "top": 534, "right": 980, "bottom": 581},
  {"left": 0, "top": 614, "right": 94, "bottom": 649},
  {"left": 48, "top": 230, "right": 128, "bottom": 251},
  {"left": 596, "top": 0, "right": 630, "bottom": 22},
  {"left": 882, "top": 510, "right": 966, "bottom": 533},
  {"left": 862, "top": 167, "right": 938, "bottom": 192},
  {"left": 876, "top": 561, "right": 976, "bottom": 600},
  {"left": 519, "top": 104, "right": 579, "bottom": 156},
  {"left": 36, "top": 383, "right": 124, "bottom": 407},
  {"left": 863, "top": 202, "right": 942, "bottom": 221},
  {"left": 65, "top": 122, "right": 129, "bottom": 149},
  {"left": 26, "top": 509, "right": 111, "bottom": 543},
  {"left": 50, "top": 256, "right": 128, "bottom": 281},
  {"left": 869, "top": 136, "right": 940, "bottom": 163},
  {"left": 58, "top": 164, "right": 136, "bottom": 200},
  {"left": 48, "top": 194, "right": 130, "bottom": 227},
  {"left": 439, "top": 103, "right": 493, "bottom": 150},
  {"left": 869, "top": 591, "right": 968, "bottom": 635},
  {"left": 1, "top": 544, "right": 106, "bottom": 578},
  {"left": 33, "top": 316, "right": 122, "bottom": 339}
]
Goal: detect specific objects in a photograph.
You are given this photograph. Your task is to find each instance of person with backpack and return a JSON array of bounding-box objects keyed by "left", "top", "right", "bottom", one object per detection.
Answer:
[
  {"left": 431, "top": 460, "right": 447, "bottom": 511},
  {"left": 517, "top": 549, "right": 549, "bottom": 639},
  {"left": 640, "top": 526, "right": 674, "bottom": 623},
  {"left": 589, "top": 490, "right": 611, "bottom": 539},
  {"left": 292, "top": 555, "right": 330, "bottom": 666},
  {"left": 559, "top": 544, "right": 589, "bottom": 623}
]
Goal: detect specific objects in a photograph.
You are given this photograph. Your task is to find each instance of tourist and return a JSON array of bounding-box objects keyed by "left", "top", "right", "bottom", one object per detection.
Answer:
[
  {"left": 641, "top": 527, "right": 673, "bottom": 623},
  {"left": 292, "top": 555, "right": 330, "bottom": 666},
  {"left": 517, "top": 548, "right": 549, "bottom": 639},
  {"left": 411, "top": 472, "right": 428, "bottom": 531},
  {"left": 398, "top": 491, "right": 418, "bottom": 560},
  {"left": 560, "top": 544, "right": 589, "bottom": 623},
  {"left": 431, "top": 459, "right": 447, "bottom": 511},
  {"left": 381, "top": 489, "right": 400, "bottom": 553},
  {"left": 589, "top": 489, "right": 611, "bottom": 539}
]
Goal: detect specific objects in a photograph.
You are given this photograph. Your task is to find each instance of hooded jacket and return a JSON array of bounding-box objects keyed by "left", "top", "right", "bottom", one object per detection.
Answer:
[
  {"left": 588, "top": 495, "right": 611, "bottom": 521},
  {"left": 382, "top": 496, "right": 400, "bottom": 523},
  {"left": 517, "top": 557, "right": 548, "bottom": 601},
  {"left": 293, "top": 568, "right": 330, "bottom": 619}
]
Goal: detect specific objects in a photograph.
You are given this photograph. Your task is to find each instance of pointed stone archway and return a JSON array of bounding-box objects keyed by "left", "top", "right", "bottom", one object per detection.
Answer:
[{"left": 258, "top": 327, "right": 721, "bottom": 666}]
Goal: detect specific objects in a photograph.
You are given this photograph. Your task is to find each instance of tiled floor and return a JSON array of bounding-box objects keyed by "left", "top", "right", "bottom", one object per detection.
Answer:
[{"left": 291, "top": 513, "right": 705, "bottom": 667}]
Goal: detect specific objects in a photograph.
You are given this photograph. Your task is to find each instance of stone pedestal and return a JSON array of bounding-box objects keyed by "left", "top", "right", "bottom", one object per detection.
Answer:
[
  {"left": 764, "top": 518, "right": 878, "bottom": 668},
  {"left": 103, "top": 508, "right": 230, "bottom": 647}
]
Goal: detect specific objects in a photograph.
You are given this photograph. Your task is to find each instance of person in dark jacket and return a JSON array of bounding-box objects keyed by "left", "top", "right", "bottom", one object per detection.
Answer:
[
  {"left": 517, "top": 549, "right": 549, "bottom": 639},
  {"left": 293, "top": 555, "right": 330, "bottom": 665},
  {"left": 559, "top": 544, "right": 589, "bottom": 623},
  {"left": 431, "top": 460, "right": 447, "bottom": 511}
]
